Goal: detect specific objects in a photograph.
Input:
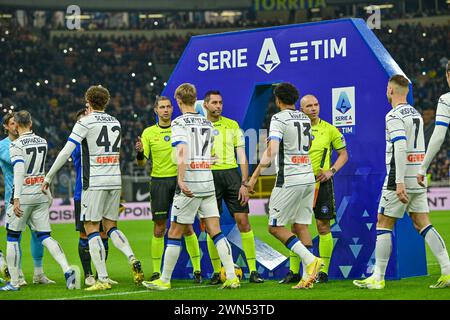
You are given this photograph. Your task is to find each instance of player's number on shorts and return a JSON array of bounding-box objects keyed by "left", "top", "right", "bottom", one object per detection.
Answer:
[
  {"left": 412, "top": 118, "right": 420, "bottom": 149},
  {"left": 25, "top": 146, "right": 47, "bottom": 174},
  {"left": 191, "top": 127, "right": 211, "bottom": 156},
  {"left": 293, "top": 122, "right": 311, "bottom": 152},
  {"left": 96, "top": 125, "right": 121, "bottom": 152}
]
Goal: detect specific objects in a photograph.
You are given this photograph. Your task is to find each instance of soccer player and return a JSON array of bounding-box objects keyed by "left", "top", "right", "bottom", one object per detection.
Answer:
[
  {"left": 246, "top": 82, "right": 324, "bottom": 289},
  {"left": 42, "top": 85, "right": 144, "bottom": 291},
  {"left": 417, "top": 61, "right": 450, "bottom": 190},
  {"left": 0, "top": 111, "right": 76, "bottom": 291},
  {"left": 203, "top": 90, "right": 263, "bottom": 284},
  {"left": 0, "top": 112, "right": 54, "bottom": 286},
  {"left": 279, "top": 95, "right": 348, "bottom": 284},
  {"left": 353, "top": 75, "right": 450, "bottom": 289},
  {"left": 142, "top": 83, "right": 239, "bottom": 290},
  {"left": 136, "top": 96, "right": 202, "bottom": 283},
  {"left": 71, "top": 108, "right": 113, "bottom": 287}
]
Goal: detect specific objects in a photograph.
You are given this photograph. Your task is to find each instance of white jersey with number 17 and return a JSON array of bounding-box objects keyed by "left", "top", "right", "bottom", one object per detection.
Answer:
[
  {"left": 171, "top": 112, "right": 215, "bottom": 197},
  {"left": 68, "top": 111, "right": 122, "bottom": 191}
]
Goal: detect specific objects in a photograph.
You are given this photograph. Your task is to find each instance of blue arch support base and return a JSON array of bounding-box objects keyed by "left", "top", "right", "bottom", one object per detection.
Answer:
[{"left": 163, "top": 18, "right": 427, "bottom": 280}]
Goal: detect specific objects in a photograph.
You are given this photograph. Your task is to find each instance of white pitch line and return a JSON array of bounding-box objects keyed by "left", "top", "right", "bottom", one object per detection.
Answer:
[
  {"left": 49, "top": 264, "right": 442, "bottom": 300},
  {"left": 49, "top": 284, "right": 213, "bottom": 300}
]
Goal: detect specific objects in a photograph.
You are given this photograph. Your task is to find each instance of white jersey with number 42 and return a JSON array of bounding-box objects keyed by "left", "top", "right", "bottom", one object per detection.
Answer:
[
  {"left": 68, "top": 111, "right": 122, "bottom": 191},
  {"left": 171, "top": 113, "right": 215, "bottom": 197},
  {"left": 10, "top": 132, "right": 49, "bottom": 205},
  {"left": 268, "top": 109, "right": 315, "bottom": 188},
  {"left": 384, "top": 104, "right": 426, "bottom": 193}
]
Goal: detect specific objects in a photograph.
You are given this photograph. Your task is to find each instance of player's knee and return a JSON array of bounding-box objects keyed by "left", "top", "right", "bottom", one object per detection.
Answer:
[
  {"left": 154, "top": 228, "right": 166, "bottom": 238},
  {"left": 168, "top": 225, "right": 183, "bottom": 239},
  {"left": 410, "top": 214, "right": 431, "bottom": 232},
  {"left": 316, "top": 220, "right": 331, "bottom": 235},
  {"left": 237, "top": 221, "right": 251, "bottom": 233},
  {"left": 376, "top": 214, "right": 395, "bottom": 229},
  {"left": 35, "top": 231, "right": 51, "bottom": 243},
  {"left": 235, "top": 214, "right": 251, "bottom": 232},
  {"left": 6, "top": 229, "right": 21, "bottom": 242},
  {"left": 184, "top": 226, "right": 194, "bottom": 236},
  {"left": 154, "top": 221, "right": 167, "bottom": 237}
]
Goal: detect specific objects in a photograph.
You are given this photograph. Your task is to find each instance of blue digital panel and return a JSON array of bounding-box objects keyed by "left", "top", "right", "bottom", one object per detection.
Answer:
[{"left": 164, "top": 18, "right": 427, "bottom": 280}]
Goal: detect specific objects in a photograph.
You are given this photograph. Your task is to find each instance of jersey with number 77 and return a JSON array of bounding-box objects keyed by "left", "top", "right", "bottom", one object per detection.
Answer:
[
  {"left": 68, "top": 111, "right": 122, "bottom": 191},
  {"left": 9, "top": 132, "right": 49, "bottom": 205},
  {"left": 384, "top": 103, "right": 426, "bottom": 193}
]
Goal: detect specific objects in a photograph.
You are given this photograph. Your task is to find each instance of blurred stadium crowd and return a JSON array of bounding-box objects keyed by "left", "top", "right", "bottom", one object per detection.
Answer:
[{"left": 0, "top": 14, "right": 448, "bottom": 199}]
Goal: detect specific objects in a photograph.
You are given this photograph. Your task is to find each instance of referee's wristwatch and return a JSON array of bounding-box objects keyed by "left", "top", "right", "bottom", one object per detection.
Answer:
[{"left": 330, "top": 167, "right": 337, "bottom": 175}]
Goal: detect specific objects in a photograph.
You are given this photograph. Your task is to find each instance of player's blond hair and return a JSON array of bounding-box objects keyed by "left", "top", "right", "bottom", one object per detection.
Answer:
[
  {"left": 85, "top": 85, "right": 110, "bottom": 110},
  {"left": 174, "top": 83, "right": 197, "bottom": 106},
  {"left": 389, "top": 75, "right": 409, "bottom": 87},
  {"left": 388, "top": 75, "right": 409, "bottom": 94}
]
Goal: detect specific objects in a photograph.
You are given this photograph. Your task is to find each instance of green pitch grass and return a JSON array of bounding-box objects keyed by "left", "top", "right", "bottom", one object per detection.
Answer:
[{"left": 1, "top": 211, "right": 449, "bottom": 300}]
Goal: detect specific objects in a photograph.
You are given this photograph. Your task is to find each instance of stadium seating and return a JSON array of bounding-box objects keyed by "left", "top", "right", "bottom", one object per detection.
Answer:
[{"left": 0, "top": 20, "right": 448, "bottom": 199}]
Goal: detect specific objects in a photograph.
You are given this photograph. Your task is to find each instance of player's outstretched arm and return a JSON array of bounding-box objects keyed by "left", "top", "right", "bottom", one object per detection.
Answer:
[
  {"left": 417, "top": 125, "right": 447, "bottom": 185},
  {"left": 43, "top": 140, "right": 77, "bottom": 191},
  {"left": 393, "top": 138, "right": 408, "bottom": 204},
  {"left": 175, "top": 143, "right": 193, "bottom": 197},
  {"left": 236, "top": 146, "right": 250, "bottom": 204},
  {"left": 135, "top": 136, "right": 148, "bottom": 167},
  {"left": 317, "top": 148, "right": 348, "bottom": 182},
  {"left": 12, "top": 161, "right": 25, "bottom": 217},
  {"left": 247, "top": 140, "right": 279, "bottom": 193}
]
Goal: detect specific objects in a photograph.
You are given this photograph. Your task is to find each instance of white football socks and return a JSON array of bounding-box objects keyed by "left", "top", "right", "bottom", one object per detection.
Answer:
[
  {"left": 0, "top": 250, "right": 4, "bottom": 270},
  {"left": 161, "top": 239, "right": 182, "bottom": 283},
  {"left": 421, "top": 225, "right": 450, "bottom": 276},
  {"left": 288, "top": 238, "right": 315, "bottom": 266},
  {"left": 88, "top": 233, "right": 108, "bottom": 280},
  {"left": 213, "top": 234, "right": 236, "bottom": 280},
  {"left": 108, "top": 228, "right": 135, "bottom": 261},
  {"left": 42, "top": 237, "right": 71, "bottom": 273},
  {"left": 6, "top": 241, "right": 20, "bottom": 287},
  {"left": 373, "top": 229, "right": 392, "bottom": 281}
]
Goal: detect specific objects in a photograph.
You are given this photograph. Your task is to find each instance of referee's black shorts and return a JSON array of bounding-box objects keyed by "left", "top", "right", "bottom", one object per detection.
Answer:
[
  {"left": 150, "top": 176, "right": 177, "bottom": 221},
  {"left": 314, "top": 178, "right": 336, "bottom": 220},
  {"left": 212, "top": 168, "right": 249, "bottom": 217}
]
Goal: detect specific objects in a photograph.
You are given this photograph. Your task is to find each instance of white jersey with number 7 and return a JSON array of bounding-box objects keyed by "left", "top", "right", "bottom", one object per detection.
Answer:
[{"left": 384, "top": 104, "right": 426, "bottom": 193}]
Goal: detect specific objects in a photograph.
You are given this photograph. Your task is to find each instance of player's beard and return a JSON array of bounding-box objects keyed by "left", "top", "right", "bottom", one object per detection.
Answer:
[
  {"left": 10, "top": 129, "right": 19, "bottom": 139},
  {"left": 387, "top": 94, "right": 392, "bottom": 105}
]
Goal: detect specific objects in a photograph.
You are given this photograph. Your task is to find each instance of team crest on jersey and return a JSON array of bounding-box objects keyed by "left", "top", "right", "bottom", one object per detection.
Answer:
[
  {"left": 321, "top": 206, "right": 329, "bottom": 214},
  {"left": 213, "top": 129, "right": 220, "bottom": 136},
  {"left": 164, "top": 135, "right": 170, "bottom": 142}
]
